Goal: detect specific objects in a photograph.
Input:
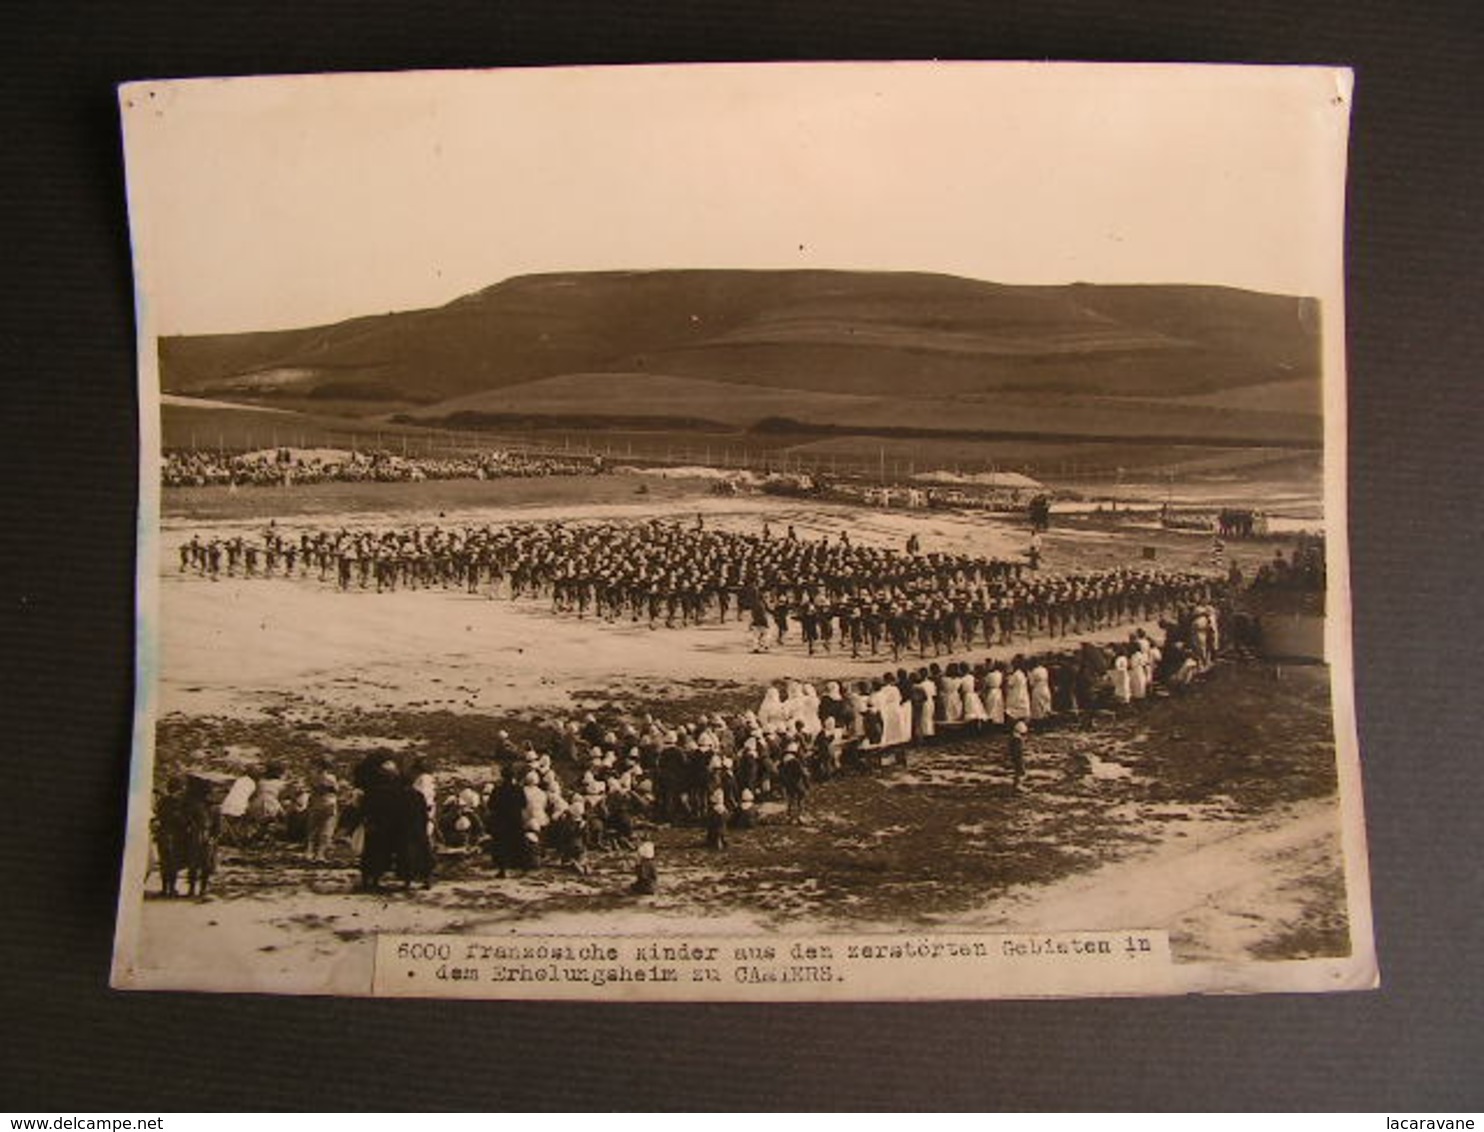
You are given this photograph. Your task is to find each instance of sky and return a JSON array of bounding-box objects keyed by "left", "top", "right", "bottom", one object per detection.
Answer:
[{"left": 120, "top": 62, "right": 1353, "bottom": 337}]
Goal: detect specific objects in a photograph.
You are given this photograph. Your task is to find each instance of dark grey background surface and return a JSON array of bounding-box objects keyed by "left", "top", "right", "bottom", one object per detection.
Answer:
[{"left": 3, "top": 0, "right": 1480, "bottom": 1111}]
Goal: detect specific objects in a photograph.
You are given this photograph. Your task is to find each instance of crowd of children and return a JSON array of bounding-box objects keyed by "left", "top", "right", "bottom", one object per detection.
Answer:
[
  {"left": 163, "top": 599, "right": 1225, "bottom": 898},
  {"left": 175, "top": 514, "right": 1222, "bottom": 664}
]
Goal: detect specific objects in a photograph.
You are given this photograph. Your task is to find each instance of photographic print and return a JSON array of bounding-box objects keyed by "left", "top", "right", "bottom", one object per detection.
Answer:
[{"left": 113, "top": 62, "right": 1374, "bottom": 999}]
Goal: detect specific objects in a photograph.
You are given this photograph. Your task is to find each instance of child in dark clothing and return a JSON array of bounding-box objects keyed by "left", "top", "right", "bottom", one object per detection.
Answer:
[
  {"left": 731, "top": 789, "right": 758, "bottom": 830},
  {"left": 605, "top": 787, "right": 636, "bottom": 851},
  {"left": 861, "top": 699, "right": 885, "bottom": 771},
  {"left": 780, "top": 745, "right": 810, "bottom": 823},
  {"left": 551, "top": 798, "right": 588, "bottom": 874}
]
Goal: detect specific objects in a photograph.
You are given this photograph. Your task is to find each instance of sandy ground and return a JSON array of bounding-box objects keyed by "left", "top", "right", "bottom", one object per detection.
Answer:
[
  {"left": 131, "top": 767, "right": 1345, "bottom": 997},
  {"left": 157, "top": 491, "right": 1242, "bottom": 720},
  {"left": 128, "top": 478, "right": 1351, "bottom": 995},
  {"left": 971, "top": 798, "right": 1343, "bottom": 957}
]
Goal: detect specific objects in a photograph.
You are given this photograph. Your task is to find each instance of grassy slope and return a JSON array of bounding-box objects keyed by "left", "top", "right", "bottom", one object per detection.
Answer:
[
  {"left": 404, "top": 371, "right": 1318, "bottom": 445},
  {"left": 160, "top": 270, "right": 1320, "bottom": 409}
]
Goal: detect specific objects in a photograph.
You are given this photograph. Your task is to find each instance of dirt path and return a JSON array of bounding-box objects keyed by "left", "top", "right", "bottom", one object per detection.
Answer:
[
  {"left": 963, "top": 797, "right": 1345, "bottom": 962},
  {"left": 128, "top": 793, "right": 1344, "bottom": 996}
]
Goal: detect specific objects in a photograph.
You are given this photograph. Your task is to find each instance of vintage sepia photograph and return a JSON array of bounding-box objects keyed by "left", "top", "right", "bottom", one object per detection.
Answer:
[{"left": 113, "top": 62, "right": 1374, "bottom": 999}]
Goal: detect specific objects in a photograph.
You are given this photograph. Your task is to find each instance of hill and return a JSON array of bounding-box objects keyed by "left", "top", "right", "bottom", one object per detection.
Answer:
[
  {"left": 402, "top": 371, "right": 1317, "bottom": 447},
  {"left": 159, "top": 270, "right": 1321, "bottom": 444}
]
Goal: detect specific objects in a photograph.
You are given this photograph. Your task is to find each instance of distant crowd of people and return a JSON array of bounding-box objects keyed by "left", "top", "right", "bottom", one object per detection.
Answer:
[
  {"left": 152, "top": 599, "right": 1228, "bottom": 897},
  {"left": 826, "top": 481, "right": 1030, "bottom": 514},
  {"left": 162, "top": 447, "right": 602, "bottom": 489},
  {"left": 176, "top": 518, "right": 1222, "bottom": 659},
  {"left": 1244, "top": 536, "right": 1327, "bottom": 593}
]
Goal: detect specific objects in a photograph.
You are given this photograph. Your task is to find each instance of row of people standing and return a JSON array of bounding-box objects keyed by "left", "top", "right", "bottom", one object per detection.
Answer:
[
  {"left": 163, "top": 447, "right": 600, "bottom": 489},
  {"left": 755, "top": 623, "right": 1184, "bottom": 751},
  {"left": 175, "top": 517, "right": 1219, "bottom": 664},
  {"left": 163, "top": 601, "right": 1227, "bottom": 892}
]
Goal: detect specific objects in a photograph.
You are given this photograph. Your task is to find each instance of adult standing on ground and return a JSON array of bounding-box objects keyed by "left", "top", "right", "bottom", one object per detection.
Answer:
[
  {"left": 403, "top": 758, "right": 437, "bottom": 888},
  {"left": 486, "top": 765, "right": 528, "bottom": 877},
  {"left": 1005, "top": 660, "right": 1031, "bottom": 724},
  {"left": 963, "top": 666, "right": 989, "bottom": 730},
  {"left": 1111, "top": 654, "right": 1132, "bottom": 704},
  {"left": 876, "top": 677, "right": 905, "bottom": 748},
  {"left": 938, "top": 664, "right": 961, "bottom": 728},
  {"left": 985, "top": 669, "right": 1006, "bottom": 726},
  {"left": 357, "top": 758, "right": 407, "bottom": 892},
  {"left": 913, "top": 670, "right": 937, "bottom": 743},
  {"left": 1029, "top": 662, "right": 1053, "bottom": 724},
  {"left": 758, "top": 684, "right": 787, "bottom": 730},
  {"left": 1129, "top": 647, "right": 1149, "bottom": 702}
]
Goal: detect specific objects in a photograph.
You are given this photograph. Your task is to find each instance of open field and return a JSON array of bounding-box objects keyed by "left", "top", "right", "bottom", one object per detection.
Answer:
[
  {"left": 158, "top": 488, "right": 1216, "bottom": 720},
  {"left": 154, "top": 477, "right": 1322, "bottom": 728},
  {"left": 160, "top": 427, "right": 1324, "bottom": 522},
  {"left": 160, "top": 468, "right": 704, "bottom": 523},
  {"left": 162, "top": 397, "right": 442, "bottom": 452},
  {"left": 140, "top": 665, "right": 1343, "bottom": 995},
  {"left": 131, "top": 473, "right": 1348, "bottom": 993},
  {"left": 162, "top": 395, "right": 1321, "bottom": 487},
  {"left": 402, "top": 371, "right": 1318, "bottom": 446},
  {"left": 158, "top": 269, "right": 1323, "bottom": 493}
]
